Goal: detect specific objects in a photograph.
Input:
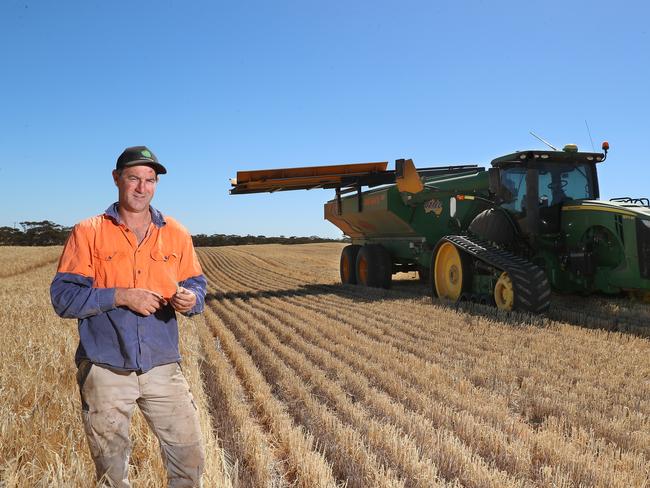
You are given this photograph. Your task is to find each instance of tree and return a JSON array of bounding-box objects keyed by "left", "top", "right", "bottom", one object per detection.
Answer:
[{"left": 0, "top": 221, "right": 72, "bottom": 246}]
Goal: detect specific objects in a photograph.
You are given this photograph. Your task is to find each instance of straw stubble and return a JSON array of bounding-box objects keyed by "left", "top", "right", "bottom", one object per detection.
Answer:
[{"left": 2, "top": 243, "right": 649, "bottom": 488}]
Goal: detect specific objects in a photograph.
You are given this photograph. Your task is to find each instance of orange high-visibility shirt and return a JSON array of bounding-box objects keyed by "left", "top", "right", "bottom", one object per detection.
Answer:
[
  {"left": 57, "top": 206, "right": 202, "bottom": 300},
  {"left": 51, "top": 203, "right": 206, "bottom": 372}
]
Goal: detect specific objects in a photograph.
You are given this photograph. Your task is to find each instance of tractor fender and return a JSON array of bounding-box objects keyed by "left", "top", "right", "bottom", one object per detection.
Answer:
[{"left": 468, "top": 208, "right": 517, "bottom": 245}]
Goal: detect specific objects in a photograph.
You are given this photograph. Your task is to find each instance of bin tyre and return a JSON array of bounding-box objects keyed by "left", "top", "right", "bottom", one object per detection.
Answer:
[
  {"left": 432, "top": 241, "right": 471, "bottom": 301},
  {"left": 494, "top": 272, "right": 515, "bottom": 310},
  {"left": 417, "top": 266, "right": 429, "bottom": 284},
  {"left": 356, "top": 245, "right": 392, "bottom": 289},
  {"left": 340, "top": 245, "right": 362, "bottom": 284}
]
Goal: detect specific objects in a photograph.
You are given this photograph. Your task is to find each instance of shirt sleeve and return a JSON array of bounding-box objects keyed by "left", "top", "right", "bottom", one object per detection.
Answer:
[
  {"left": 179, "top": 274, "right": 207, "bottom": 316},
  {"left": 176, "top": 228, "right": 207, "bottom": 316},
  {"left": 50, "top": 224, "right": 115, "bottom": 319},
  {"left": 51, "top": 272, "right": 116, "bottom": 318}
]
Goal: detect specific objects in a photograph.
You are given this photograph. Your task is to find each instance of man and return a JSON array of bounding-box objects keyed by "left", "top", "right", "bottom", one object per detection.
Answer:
[{"left": 51, "top": 146, "right": 207, "bottom": 487}]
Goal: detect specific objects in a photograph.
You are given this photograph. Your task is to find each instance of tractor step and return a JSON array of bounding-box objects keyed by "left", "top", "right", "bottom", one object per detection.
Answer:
[{"left": 442, "top": 235, "right": 551, "bottom": 313}]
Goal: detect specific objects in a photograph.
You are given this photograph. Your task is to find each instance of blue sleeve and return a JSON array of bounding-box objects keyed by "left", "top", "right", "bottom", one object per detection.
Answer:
[
  {"left": 179, "top": 274, "right": 207, "bottom": 316},
  {"left": 50, "top": 272, "right": 116, "bottom": 319}
]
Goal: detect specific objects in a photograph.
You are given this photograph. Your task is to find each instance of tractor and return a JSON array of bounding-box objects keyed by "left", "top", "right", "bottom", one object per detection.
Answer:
[{"left": 230, "top": 143, "right": 650, "bottom": 313}]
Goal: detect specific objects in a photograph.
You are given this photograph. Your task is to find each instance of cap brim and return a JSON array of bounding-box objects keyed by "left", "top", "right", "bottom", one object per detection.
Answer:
[{"left": 121, "top": 160, "right": 167, "bottom": 174}]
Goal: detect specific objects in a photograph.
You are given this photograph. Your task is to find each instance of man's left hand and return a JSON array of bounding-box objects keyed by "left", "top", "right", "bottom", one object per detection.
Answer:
[{"left": 170, "top": 287, "right": 197, "bottom": 313}]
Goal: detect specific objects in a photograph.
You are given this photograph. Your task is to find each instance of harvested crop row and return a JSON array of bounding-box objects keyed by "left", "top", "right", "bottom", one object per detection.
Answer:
[
  {"left": 207, "top": 297, "right": 407, "bottom": 488},
  {"left": 0, "top": 246, "right": 62, "bottom": 278},
  {"left": 197, "top": 245, "right": 650, "bottom": 488},
  {"left": 206, "top": 246, "right": 650, "bottom": 434},
  {"left": 202, "top": 305, "right": 340, "bottom": 488},
  {"left": 233, "top": 292, "right": 639, "bottom": 488},
  {"left": 256, "top": 294, "right": 644, "bottom": 488},
  {"left": 212, "top": 294, "right": 529, "bottom": 488},
  {"left": 221, "top": 244, "right": 650, "bottom": 335},
  {"left": 200, "top": 252, "right": 540, "bottom": 484},
  {"left": 239, "top": 254, "right": 647, "bottom": 486},
  {"left": 230, "top": 293, "right": 533, "bottom": 479},
  {"left": 202, "top": 246, "right": 649, "bottom": 419},
  {"left": 201, "top": 250, "right": 534, "bottom": 483},
  {"left": 0, "top": 254, "right": 229, "bottom": 488},
  {"left": 195, "top": 309, "right": 286, "bottom": 487},
  {"left": 279, "top": 290, "right": 650, "bottom": 458},
  {"left": 212, "top": 298, "right": 449, "bottom": 487}
]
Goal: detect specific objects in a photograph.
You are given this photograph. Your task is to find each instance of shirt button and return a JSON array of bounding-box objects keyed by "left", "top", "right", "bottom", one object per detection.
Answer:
[{"left": 137, "top": 270, "right": 141, "bottom": 274}]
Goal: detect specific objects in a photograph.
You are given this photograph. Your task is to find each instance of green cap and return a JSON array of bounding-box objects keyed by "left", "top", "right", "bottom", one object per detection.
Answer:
[{"left": 116, "top": 146, "right": 167, "bottom": 174}]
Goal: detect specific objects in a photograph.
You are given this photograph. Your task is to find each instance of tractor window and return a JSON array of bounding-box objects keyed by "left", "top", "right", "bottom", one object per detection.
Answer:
[
  {"left": 500, "top": 168, "right": 526, "bottom": 212},
  {"left": 500, "top": 163, "right": 596, "bottom": 213},
  {"left": 538, "top": 162, "right": 595, "bottom": 206}
]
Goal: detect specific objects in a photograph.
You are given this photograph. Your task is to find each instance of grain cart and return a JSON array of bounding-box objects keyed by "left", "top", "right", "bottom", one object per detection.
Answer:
[{"left": 230, "top": 143, "right": 650, "bottom": 313}]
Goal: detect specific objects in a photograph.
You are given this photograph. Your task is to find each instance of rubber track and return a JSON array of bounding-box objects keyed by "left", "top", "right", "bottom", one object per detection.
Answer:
[{"left": 441, "top": 235, "right": 551, "bottom": 313}]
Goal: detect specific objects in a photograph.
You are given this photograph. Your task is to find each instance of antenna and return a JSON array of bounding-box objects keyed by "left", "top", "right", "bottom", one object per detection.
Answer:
[
  {"left": 529, "top": 131, "right": 558, "bottom": 151},
  {"left": 585, "top": 120, "right": 595, "bottom": 152}
]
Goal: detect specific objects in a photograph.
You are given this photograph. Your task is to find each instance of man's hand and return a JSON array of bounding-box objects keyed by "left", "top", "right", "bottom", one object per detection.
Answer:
[
  {"left": 115, "top": 288, "right": 167, "bottom": 316},
  {"left": 170, "top": 286, "right": 196, "bottom": 313}
]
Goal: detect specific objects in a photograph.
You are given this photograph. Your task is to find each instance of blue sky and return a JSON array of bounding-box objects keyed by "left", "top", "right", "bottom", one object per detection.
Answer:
[{"left": 1, "top": 0, "right": 648, "bottom": 238}]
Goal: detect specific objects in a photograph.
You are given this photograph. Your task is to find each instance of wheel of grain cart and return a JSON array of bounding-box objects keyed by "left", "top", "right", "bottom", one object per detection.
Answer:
[
  {"left": 494, "top": 272, "right": 515, "bottom": 310},
  {"left": 356, "top": 245, "right": 392, "bottom": 289},
  {"left": 340, "top": 245, "right": 361, "bottom": 285},
  {"left": 432, "top": 241, "right": 471, "bottom": 301}
]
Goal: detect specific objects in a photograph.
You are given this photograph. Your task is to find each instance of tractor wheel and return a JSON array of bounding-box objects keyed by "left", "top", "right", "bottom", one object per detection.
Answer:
[
  {"left": 356, "top": 245, "right": 392, "bottom": 289},
  {"left": 340, "top": 245, "right": 361, "bottom": 284},
  {"left": 493, "top": 267, "right": 551, "bottom": 313},
  {"left": 494, "top": 272, "right": 515, "bottom": 310},
  {"left": 432, "top": 241, "right": 471, "bottom": 300}
]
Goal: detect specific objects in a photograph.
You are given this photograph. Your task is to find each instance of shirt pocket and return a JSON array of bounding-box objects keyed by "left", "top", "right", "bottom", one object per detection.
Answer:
[
  {"left": 93, "top": 248, "right": 126, "bottom": 287},
  {"left": 150, "top": 248, "right": 178, "bottom": 263},
  {"left": 150, "top": 247, "right": 179, "bottom": 298}
]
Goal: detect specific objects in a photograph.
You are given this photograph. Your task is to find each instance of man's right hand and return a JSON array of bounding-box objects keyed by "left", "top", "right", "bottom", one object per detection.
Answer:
[{"left": 115, "top": 288, "right": 167, "bottom": 316}]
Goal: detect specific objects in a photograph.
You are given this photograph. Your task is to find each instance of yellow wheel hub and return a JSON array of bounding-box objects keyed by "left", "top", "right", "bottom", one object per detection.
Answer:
[
  {"left": 358, "top": 255, "right": 368, "bottom": 285},
  {"left": 341, "top": 253, "right": 351, "bottom": 282},
  {"left": 494, "top": 272, "right": 514, "bottom": 310},
  {"left": 434, "top": 242, "right": 464, "bottom": 300}
]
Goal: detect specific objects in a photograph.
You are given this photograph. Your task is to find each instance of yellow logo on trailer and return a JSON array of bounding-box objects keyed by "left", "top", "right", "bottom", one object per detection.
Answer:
[{"left": 424, "top": 199, "right": 443, "bottom": 216}]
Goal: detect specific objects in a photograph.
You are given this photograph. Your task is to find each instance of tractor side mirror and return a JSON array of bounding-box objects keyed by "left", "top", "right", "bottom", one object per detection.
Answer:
[{"left": 488, "top": 168, "right": 500, "bottom": 195}]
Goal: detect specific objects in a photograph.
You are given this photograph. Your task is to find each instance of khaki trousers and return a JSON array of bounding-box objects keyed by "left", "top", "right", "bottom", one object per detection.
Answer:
[{"left": 77, "top": 361, "right": 204, "bottom": 487}]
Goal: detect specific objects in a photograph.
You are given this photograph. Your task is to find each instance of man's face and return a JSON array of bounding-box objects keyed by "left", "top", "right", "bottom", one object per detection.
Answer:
[{"left": 113, "top": 165, "right": 158, "bottom": 213}]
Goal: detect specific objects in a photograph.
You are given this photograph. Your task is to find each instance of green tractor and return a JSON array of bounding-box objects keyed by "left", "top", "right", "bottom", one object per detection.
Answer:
[{"left": 230, "top": 142, "right": 650, "bottom": 313}]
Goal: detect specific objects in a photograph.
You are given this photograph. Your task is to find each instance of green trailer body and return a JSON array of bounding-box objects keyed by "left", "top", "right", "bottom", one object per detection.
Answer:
[{"left": 324, "top": 169, "right": 490, "bottom": 270}]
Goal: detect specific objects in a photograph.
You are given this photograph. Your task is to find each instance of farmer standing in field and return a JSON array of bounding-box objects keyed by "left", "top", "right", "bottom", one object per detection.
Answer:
[{"left": 50, "top": 146, "right": 207, "bottom": 487}]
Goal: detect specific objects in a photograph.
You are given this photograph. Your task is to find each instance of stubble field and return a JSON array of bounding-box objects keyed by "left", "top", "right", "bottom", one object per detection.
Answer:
[{"left": 1, "top": 243, "right": 649, "bottom": 487}]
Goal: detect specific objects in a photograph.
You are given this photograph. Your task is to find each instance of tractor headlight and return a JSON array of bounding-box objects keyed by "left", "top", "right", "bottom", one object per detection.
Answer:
[{"left": 642, "top": 219, "right": 650, "bottom": 229}]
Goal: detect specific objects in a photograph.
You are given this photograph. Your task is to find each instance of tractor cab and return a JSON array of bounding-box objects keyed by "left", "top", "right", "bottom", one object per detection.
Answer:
[{"left": 488, "top": 145, "right": 606, "bottom": 237}]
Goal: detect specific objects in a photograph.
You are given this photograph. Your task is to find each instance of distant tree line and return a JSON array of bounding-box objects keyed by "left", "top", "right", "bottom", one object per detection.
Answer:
[
  {"left": 0, "top": 221, "right": 72, "bottom": 246},
  {"left": 0, "top": 221, "right": 346, "bottom": 246}
]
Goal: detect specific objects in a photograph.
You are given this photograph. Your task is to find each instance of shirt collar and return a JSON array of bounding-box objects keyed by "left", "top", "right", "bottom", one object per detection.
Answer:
[{"left": 104, "top": 202, "right": 166, "bottom": 228}]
